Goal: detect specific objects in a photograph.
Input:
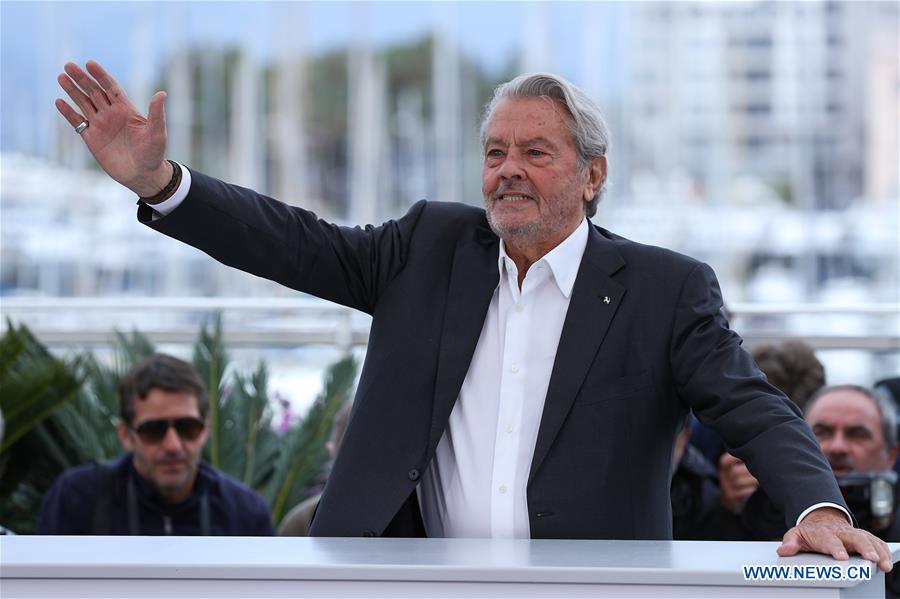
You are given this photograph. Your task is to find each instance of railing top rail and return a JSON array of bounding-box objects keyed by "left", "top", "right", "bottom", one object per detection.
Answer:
[
  {"left": 0, "top": 296, "right": 336, "bottom": 311},
  {"left": 2, "top": 297, "right": 898, "bottom": 315}
]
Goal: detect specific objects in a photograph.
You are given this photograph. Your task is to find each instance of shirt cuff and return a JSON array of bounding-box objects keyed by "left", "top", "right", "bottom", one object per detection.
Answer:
[
  {"left": 796, "top": 502, "right": 853, "bottom": 526},
  {"left": 142, "top": 161, "right": 191, "bottom": 219}
]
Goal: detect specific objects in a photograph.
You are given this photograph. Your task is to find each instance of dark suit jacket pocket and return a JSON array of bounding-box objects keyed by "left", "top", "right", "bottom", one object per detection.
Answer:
[{"left": 576, "top": 371, "right": 653, "bottom": 405}]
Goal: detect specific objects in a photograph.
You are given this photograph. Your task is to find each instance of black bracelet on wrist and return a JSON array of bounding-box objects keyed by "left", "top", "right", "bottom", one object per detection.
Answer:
[{"left": 139, "top": 160, "right": 182, "bottom": 205}]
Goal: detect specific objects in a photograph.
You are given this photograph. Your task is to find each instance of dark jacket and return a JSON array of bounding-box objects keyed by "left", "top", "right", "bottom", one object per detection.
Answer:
[
  {"left": 143, "top": 169, "right": 846, "bottom": 539},
  {"left": 36, "top": 454, "right": 273, "bottom": 536}
]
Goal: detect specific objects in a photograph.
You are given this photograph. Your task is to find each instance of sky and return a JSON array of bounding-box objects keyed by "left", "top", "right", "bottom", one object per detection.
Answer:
[{"left": 1, "top": 1, "right": 625, "bottom": 156}]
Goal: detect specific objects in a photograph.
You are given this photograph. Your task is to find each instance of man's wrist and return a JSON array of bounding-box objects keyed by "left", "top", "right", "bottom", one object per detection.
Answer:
[
  {"left": 797, "top": 503, "right": 853, "bottom": 527},
  {"left": 140, "top": 162, "right": 191, "bottom": 218},
  {"left": 139, "top": 160, "right": 181, "bottom": 205}
]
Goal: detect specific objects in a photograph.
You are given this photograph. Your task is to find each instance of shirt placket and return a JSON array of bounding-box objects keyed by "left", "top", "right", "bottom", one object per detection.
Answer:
[{"left": 490, "top": 260, "right": 545, "bottom": 538}]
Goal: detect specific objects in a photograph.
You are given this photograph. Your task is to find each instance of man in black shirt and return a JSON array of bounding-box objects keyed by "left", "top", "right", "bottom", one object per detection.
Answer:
[{"left": 38, "top": 354, "right": 272, "bottom": 535}]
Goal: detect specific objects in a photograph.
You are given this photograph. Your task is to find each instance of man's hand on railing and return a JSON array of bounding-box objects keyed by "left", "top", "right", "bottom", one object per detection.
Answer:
[{"left": 778, "top": 506, "right": 894, "bottom": 573}]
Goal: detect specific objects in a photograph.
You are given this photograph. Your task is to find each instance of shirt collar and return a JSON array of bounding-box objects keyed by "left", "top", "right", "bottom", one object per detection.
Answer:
[{"left": 497, "top": 218, "right": 589, "bottom": 298}]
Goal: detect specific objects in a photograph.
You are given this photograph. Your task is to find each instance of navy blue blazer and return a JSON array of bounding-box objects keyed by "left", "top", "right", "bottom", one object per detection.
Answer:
[{"left": 142, "top": 169, "right": 845, "bottom": 539}]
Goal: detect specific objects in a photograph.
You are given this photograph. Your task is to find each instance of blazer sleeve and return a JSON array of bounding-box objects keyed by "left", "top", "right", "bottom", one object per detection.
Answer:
[
  {"left": 139, "top": 169, "right": 427, "bottom": 315},
  {"left": 669, "top": 262, "right": 846, "bottom": 525}
]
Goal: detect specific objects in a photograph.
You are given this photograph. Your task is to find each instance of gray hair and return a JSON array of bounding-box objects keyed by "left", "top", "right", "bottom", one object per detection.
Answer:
[
  {"left": 480, "top": 73, "right": 611, "bottom": 217},
  {"left": 805, "top": 384, "right": 898, "bottom": 449}
]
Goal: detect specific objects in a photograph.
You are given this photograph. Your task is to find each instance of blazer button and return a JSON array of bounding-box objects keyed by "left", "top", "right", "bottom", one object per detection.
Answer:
[
  {"left": 408, "top": 468, "right": 420, "bottom": 481},
  {"left": 363, "top": 530, "right": 376, "bottom": 537}
]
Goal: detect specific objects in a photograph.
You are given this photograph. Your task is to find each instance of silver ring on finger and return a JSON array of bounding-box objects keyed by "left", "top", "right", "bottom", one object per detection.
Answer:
[{"left": 74, "top": 121, "right": 89, "bottom": 135}]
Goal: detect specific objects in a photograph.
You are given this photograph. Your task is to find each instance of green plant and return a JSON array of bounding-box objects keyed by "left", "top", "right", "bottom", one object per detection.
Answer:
[
  {"left": 193, "top": 314, "right": 230, "bottom": 469},
  {"left": 0, "top": 324, "right": 157, "bottom": 533},
  {"left": 0, "top": 314, "right": 358, "bottom": 533},
  {"left": 0, "top": 321, "right": 85, "bottom": 454},
  {"left": 190, "top": 314, "right": 357, "bottom": 526},
  {"left": 266, "top": 354, "right": 356, "bottom": 524},
  {"left": 0, "top": 321, "right": 87, "bottom": 533}
]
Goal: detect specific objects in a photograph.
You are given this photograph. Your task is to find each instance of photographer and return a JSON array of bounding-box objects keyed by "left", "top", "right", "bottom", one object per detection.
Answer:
[
  {"left": 740, "top": 385, "right": 900, "bottom": 594},
  {"left": 804, "top": 385, "right": 898, "bottom": 539}
]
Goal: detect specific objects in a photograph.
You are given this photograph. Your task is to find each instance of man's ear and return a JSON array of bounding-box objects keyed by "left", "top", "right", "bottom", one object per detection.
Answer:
[
  {"left": 582, "top": 155, "right": 608, "bottom": 203},
  {"left": 116, "top": 419, "right": 133, "bottom": 452},
  {"left": 193, "top": 417, "right": 211, "bottom": 448}
]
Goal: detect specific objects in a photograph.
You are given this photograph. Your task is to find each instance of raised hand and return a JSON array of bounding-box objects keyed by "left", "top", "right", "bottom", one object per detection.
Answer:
[{"left": 56, "top": 60, "right": 172, "bottom": 197}]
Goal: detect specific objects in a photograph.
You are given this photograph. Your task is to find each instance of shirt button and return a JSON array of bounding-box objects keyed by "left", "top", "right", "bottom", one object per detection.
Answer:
[
  {"left": 511, "top": 364, "right": 519, "bottom": 373},
  {"left": 515, "top": 303, "right": 524, "bottom": 312},
  {"left": 499, "top": 484, "right": 508, "bottom": 494},
  {"left": 505, "top": 425, "right": 514, "bottom": 433}
]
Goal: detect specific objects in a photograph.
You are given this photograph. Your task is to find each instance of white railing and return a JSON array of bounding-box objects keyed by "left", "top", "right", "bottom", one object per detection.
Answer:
[
  {"left": 0, "top": 297, "right": 897, "bottom": 351},
  {"left": 1, "top": 537, "right": 894, "bottom": 598}
]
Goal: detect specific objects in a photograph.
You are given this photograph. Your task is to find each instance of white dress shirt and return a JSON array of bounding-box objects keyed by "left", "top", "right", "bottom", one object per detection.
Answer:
[
  {"left": 417, "top": 219, "right": 589, "bottom": 539},
  {"left": 144, "top": 170, "right": 848, "bottom": 531}
]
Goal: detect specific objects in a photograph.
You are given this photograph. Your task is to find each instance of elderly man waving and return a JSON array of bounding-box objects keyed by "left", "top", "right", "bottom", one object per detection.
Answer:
[{"left": 55, "top": 60, "right": 891, "bottom": 571}]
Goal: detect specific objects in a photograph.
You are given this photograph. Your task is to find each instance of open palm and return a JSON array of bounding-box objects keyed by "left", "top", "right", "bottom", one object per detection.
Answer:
[{"left": 56, "top": 61, "right": 170, "bottom": 196}]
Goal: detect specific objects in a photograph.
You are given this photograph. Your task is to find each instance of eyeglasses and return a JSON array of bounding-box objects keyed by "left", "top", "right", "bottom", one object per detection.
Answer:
[{"left": 130, "top": 417, "right": 205, "bottom": 443}]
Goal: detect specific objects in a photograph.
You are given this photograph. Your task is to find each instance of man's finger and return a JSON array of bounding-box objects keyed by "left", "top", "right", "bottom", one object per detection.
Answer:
[
  {"left": 58, "top": 73, "right": 97, "bottom": 116},
  {"left": 719, "top": 453, "right": 741, "bottom": 468},
  {"left": 733, "top": 473, "right": 758, "bottom": 487},
  {"left": 776, "top": 543, "right": 801, "bottom": 557},
  {"left": 86, "top": 60, "right": 128, "bottom": 103},
  {"left": 55, "top": 98, "right": 87, "bottom": 129},
  {"left": 777, "top": 528, "right": 805, "bottom": 556},
  {"left": 874, "top": 540, "right": 894, "bottom": 572},
  {"left": 63, "top": 63, "right": 98, "bottom": 96},
  {"left": 840, "top": 531, "right": 893, "bottom": 572},
  {"left": 64, "top": 62, "right": 111, "bottom": 108},
  {"left": 148, "top": 91, "right": 167, "bottom": 137},
  {"left": 820, "top": 533, "right": 850, "bottom": 561}
]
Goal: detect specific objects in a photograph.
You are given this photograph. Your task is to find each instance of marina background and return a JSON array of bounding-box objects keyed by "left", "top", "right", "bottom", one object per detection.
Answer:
[{"left": 1, "top": 1, "right": 897, "bottom": 415}]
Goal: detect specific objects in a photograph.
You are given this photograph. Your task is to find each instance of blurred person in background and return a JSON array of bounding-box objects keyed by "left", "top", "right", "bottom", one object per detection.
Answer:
[
  {"left": 37, "top": 354, "right": 273, "bottom": 535},
  {"left": 51, "top": 60, "right": 891, "bottom": 569},
  {"left": 740, "top": 385, "right": 899, "bottom": 539},
  {"left": 670, "top": 417, "right": 724, "bottom": 540},
  {"left": 807, "top": 385, "right": 899, "bottom": 540},
  {"left": 743, "top": 384, "right": 900, "bottom": 595},
  {"left": 876, "top": 378, "right": 900, "bottom": 413},
  {"left": 752, "top": 341, "right": 828, "bottom": 412},
  {"left": 278, "top": 401, "right": 352, "bottom": 536},
  {"left": 670, "top": 416, "right": 762, "bottom": 541},
  {"left": 875, "top": 376, "right": 900, "bottom": 475},
  {"left": 691, "top": 341, "right": 826, "bottom": 518}
]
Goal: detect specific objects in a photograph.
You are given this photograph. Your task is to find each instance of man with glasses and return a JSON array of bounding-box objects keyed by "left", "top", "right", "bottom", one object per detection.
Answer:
[{"left": 37, "top": 354, "right": 273, "bottom": 535}]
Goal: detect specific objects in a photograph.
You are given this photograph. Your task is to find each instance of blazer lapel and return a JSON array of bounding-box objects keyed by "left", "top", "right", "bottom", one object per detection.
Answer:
[
  {"left": 528, "top": 226, "right": 626, "bottom": 483},
  {"left": 428, "top": 224, "right": 499, "bottom": 451}
]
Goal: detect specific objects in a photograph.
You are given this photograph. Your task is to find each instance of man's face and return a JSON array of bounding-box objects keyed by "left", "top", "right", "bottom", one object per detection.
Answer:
[
  {"left": 805, "top": 390, "right": 897, "bottom": 477},
  {"left": 481, "top": 97, "right": 605, "bottom": 255},
  {"left": 116, "top": 388, "right": 208, "bottom": 503}
]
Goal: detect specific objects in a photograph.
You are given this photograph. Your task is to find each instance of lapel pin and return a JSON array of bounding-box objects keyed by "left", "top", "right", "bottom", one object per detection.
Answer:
[{"left": 603, "top": 296, "right": 611, "bottom": 304}]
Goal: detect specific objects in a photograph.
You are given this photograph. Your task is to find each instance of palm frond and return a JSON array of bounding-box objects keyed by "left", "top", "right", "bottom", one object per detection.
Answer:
[
  {"left": 194, "top": 312, "right": 230, "bottom": 468},
  {"left": 0, "top": 323, "right": 85, "bottom": 453},
  {"left": 266, "top": 354, "right": 357, "bottom": 525}
]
